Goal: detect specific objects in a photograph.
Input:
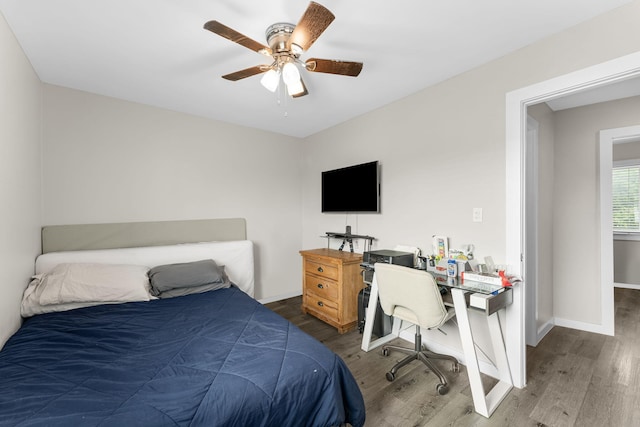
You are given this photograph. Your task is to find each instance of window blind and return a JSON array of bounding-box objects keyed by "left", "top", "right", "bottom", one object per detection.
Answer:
[{"left": 612, "top": 165, "right": 640, "bottom": 231}]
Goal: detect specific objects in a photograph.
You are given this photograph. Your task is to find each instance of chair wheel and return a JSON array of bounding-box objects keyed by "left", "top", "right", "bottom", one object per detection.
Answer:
[
  {"left": 386, "top": 371, "right": 395, "bottom": 382},
  {"left": 382, "top": 348, "right": 389, "bottom": 357},
  {"left": 436, "top": 384, "right": 449, "bottom": 395}
]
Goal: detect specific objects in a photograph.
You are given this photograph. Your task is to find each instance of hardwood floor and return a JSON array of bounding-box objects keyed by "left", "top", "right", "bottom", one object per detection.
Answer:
[{"left": 266, "top": 288, "right": 640, "bottom": 427}]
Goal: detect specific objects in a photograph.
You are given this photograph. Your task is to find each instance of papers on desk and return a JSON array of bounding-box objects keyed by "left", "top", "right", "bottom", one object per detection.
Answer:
[
  {"left": 463, "top": 272, "right": 503, "bottom": 286},
  {"left": 432, "top": 273, "right": 505, "bottom": 295},
  {"left": 464, "top": 271, "right": 521, "bottom": 289}
]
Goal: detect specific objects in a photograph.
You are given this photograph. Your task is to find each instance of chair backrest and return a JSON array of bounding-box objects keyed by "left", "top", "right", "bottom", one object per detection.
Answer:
[{"left": 375, "top": 263, "right": 449, "bottom": 330}]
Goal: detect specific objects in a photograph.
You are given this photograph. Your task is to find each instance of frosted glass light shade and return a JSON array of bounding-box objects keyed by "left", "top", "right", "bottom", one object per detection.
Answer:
[
  {"left": 260, "top": 69, "right": 280, "bottom": 92},
  {"left": 282, "top": 62, "right": 301, "bottom": 86},
  {"left": 286, "top": 79, "right": 305, "bottom": 96}
]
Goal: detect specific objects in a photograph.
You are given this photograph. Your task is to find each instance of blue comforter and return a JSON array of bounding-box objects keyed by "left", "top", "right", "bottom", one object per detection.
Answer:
[{"left": 0, "top": 287, "right": 365, "bottom": 426}]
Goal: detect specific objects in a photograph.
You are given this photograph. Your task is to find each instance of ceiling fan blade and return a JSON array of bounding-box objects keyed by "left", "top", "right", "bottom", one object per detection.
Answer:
[
  {"left": 288, "top": 2, "right": 335, "bottom": 52},
  {"left": 204, "top": 21, "right": 272, "bottom": 56},
  {"left": 305, "top": 58, "right": 363, "bottom": 77},
  {"left": 292, "top": 77, "right": 309, "bottom": 98},
  {"left": 222, "top": 65, "right": 268, "bottom": 81}
]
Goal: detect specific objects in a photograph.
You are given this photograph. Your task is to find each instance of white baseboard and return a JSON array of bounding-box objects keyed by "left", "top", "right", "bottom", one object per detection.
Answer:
[
  {"left": 614, "top": 282, "right": 640, "bottom": 290},
  {"left": 258, "top": 290, "right": 302, "bottom": 305},
  {"left": 553, "top": 317, "right": 613, "bottom": 336},
  {"left": 532, "top": 319, "right": 556, "bottom": 347},
  {"left": 535, "top": 320, "right": 554, "bottom": 345}
]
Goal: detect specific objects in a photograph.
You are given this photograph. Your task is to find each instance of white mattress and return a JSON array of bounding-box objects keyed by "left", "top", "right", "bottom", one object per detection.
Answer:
[{"left": 35, "top": 240, "right": 255, "bottom": 297}]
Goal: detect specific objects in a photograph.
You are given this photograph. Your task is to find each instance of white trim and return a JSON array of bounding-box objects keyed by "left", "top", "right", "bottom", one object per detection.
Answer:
[
  {"left": 525, "top": 116, "right": 540, "bottom": 347},
  {"left": 554, "top": 317, "right": 611, "bottom": 335},
  {"left": 613, "top": 159, "right": 640, "bottom": 167},
  {"left": 613, "top": 233, "right": 640, "bottom": 241},
  {"left": 506, "top": 50, "right": 640, "bottom": 388},
  {"left": 614, "top": 282, "right": 640, "bottom": 290},
  {"left": 598, "top": 130, "right": 615, "bottom": 336},
  {"left": 536, "top": 319, "right": 554, "bottom": 343}
]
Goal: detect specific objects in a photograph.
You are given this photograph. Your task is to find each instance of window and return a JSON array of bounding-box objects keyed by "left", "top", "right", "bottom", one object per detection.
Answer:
[{"left": 613, "top": 163, "right": 640, "bottom": 232}]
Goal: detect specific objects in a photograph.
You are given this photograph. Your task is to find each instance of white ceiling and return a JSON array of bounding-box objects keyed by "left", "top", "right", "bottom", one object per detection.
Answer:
[{"left": 0, "top": 0, "right": 631, "bottom": 137}]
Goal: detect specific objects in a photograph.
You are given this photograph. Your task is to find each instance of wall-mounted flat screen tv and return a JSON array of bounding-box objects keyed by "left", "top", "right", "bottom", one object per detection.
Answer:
[{"left": 322, "top": 161, "right": 380, "bottom": 213}]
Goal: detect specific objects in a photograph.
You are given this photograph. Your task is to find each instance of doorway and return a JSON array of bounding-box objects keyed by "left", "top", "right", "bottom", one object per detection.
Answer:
[
  {"left": 505, "top": 51, "right": 640, "bottom": 388},
  {"left": 600, "top": 125, "right": 640, "bottom": 307}
]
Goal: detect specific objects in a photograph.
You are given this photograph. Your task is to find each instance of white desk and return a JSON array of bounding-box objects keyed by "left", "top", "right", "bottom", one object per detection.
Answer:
[{"left": 360, "top": 271, "right": 514, "bottom": 418}]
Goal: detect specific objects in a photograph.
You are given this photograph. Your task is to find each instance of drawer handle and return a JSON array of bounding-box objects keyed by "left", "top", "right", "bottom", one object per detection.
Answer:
[
  {"left": 317, "top": 283, "right": 324, "bottom": 289},
  {"left": 317, "top": 301, "right": 324, "bottom": 307},
  {"left": 317, "top": 266, "right": 324, "bottom": 273}
]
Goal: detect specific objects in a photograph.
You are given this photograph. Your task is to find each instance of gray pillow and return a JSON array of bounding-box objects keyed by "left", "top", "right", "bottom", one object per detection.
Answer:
[
  {"left": 157, "top": 281, "right": 231, "bottom": 298},
  {"left": 148, "top": 259, "right": 229, "bottom": 296}
]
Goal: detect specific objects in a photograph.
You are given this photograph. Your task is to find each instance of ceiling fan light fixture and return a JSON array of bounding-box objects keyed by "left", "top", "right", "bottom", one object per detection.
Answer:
[
  {"left": 206, "top": 2, "right": 361, "bottom": 99},
  {"left": 260, "top": 69, "right": 280, "bottom": 92},
  {"left": 290, "top": 43, "right": 303, "bottom": 55},
  {"left": 282, "top": 62, "right": 301, "bottom": 86},
  {"left": 286, "top": 79, "right": 305, "bottom": 96}
]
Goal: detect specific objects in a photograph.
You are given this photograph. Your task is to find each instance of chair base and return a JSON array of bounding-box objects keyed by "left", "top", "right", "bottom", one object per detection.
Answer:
[{"left": 382, "top": 328, "right": 459, "bottom": 395}]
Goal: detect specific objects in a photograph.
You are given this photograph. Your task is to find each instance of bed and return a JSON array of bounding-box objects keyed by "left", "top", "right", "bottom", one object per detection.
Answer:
[{"left": 0, "top": 219, "right": 365, "bottom": 426}]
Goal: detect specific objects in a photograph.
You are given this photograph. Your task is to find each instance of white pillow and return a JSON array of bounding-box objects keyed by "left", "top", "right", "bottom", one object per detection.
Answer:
[
  {"left": 37, "top": 263, "right": 152, "bottom": 306},
  {"left": 21, "top": 276, "right": 107, "bottom": 317},
  {"left": 35, "top": 240, "right": 255, "bottom": 297}
]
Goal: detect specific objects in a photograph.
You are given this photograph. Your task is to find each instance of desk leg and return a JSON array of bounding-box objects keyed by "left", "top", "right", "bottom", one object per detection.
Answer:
[
  {"left": 361, "top": 274, "right": 400, "bottom": 352},
  {"left": 451, "top": 288, "right": 513, "bottom": 418}
]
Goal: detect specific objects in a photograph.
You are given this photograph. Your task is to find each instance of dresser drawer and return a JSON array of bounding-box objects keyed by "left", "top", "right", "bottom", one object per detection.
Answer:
[
  {"left": 305, "top": 259, "right": 339, "bottom": 281},
  {"left": 304, "top": 292, "right": 339, "bottom": 321},
  {"left": 300, "top": 249, "right": 363, "bottom": 334},
  {"left": 304, "top": 273, "right": 339, "bottom": 301}
]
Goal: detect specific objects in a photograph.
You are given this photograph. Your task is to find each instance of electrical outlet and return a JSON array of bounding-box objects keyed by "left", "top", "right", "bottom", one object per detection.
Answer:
[{"left": 473, "top": 208, "right": 483, "bottom": 222}]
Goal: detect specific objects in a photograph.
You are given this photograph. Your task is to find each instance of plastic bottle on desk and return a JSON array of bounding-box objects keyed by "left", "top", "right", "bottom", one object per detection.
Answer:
[{"left": 447, "top": 259, "right": 457, "bottom": 277}]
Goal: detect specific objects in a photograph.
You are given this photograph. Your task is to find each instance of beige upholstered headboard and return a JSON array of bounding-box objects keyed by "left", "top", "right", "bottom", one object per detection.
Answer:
[{"left": 41, "top": 218, "right": 246, "bottom": 254}]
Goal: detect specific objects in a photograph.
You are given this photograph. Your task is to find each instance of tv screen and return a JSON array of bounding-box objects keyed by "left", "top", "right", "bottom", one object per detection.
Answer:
[{"left": 322, "top": 161, "right": 380, "bottom": 213}]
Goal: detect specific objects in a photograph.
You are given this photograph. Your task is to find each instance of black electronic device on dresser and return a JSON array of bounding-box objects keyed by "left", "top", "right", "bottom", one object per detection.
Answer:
[{"left": 358, "top": 249, "right": 415, "bottom": 337}]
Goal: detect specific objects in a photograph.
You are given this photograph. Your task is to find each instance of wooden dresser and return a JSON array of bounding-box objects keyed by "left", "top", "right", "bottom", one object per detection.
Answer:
[{"left": 300, "top": 248, "right": 364, "bottom": 334}]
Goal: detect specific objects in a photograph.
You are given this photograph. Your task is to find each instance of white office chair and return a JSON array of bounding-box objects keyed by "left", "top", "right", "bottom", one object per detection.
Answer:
[{"left": 375, "top": 263, "right": 459, "bottom": 395}]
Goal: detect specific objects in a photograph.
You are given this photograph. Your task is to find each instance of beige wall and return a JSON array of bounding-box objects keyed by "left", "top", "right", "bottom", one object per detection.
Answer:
[
  {"left": 42, "top": 85, "right": 303, "bottom": 301},
  {"left": 614, "top": 240, "right": 640, "bottom": 284},
  {"left": 0, "top": 12, "right": 42, "bottom": 347},
  {"left": 302, "top": 0, "right": 640, "bottom": 331}
]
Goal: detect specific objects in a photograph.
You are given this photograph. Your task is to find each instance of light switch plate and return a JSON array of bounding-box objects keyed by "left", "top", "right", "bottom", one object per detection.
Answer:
[{"left": 473, "top": 207, "right": 483, "bottom": 222}]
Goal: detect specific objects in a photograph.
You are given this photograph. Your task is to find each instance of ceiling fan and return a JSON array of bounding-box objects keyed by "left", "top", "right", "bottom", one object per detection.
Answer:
[{"left": 204, "top": 1, "right": 363, "bottom": 98}]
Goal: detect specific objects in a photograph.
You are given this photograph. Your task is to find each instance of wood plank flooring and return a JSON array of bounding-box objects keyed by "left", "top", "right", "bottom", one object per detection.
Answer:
[{"left": 266, "top": 288, "right": 640, "bottom": 427}]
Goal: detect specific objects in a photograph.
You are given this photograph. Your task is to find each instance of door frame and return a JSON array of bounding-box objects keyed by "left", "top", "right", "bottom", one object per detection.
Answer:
[
  {"left": 600, "top": 125, "right": 640, "bottom": 315},
  {"left": 525, "top": 116, "right": 540, "bottom": 346},
  {"left": 505, "top": 50, "right": 640, "bottom": 389}
]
